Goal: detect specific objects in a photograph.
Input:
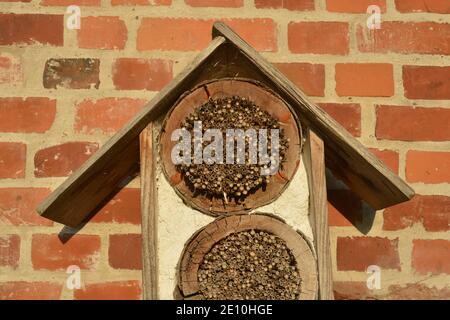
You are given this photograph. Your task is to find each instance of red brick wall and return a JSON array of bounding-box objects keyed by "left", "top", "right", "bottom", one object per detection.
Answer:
[{"left": 0, "top": 0, "right": 448, "bottom": 300}]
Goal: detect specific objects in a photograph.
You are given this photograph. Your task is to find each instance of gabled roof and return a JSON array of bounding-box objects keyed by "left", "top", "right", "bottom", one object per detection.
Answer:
[{"left": 37, "top": 22, "right": 414, "bottom": 228}]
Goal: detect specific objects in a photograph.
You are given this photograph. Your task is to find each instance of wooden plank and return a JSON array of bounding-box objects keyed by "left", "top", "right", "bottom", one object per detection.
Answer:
[
  {"left": 140, "top": 124, "right": 158, "bottom": 300},
  {"left": 37, "top": 36, "right": 226, "bottom": 227},
  {"left": 212, "top": 21, "right": 414, "bottom": 210},
  {"left": 303, "top": 128, "right": 334, "bottom": 300}
]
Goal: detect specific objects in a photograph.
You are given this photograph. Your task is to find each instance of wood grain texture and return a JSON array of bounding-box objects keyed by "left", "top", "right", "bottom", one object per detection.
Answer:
[
  {"left": 37, "top": 36, "right": 226, "bottom": 227},
  {"left": 212, "top": 21, "right": 414, "bottom": 210},
  {"left": 303, "top": 128, "right": 334, "bottom": 300},
  {"left": 178, "top": 213, "right": 318, "bottom": 300},
  {"left": 140, "top": 124, "right": 158, "bottom": 300}
]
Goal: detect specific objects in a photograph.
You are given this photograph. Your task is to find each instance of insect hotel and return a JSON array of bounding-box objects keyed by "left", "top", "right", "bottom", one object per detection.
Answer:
[{"left": 37, "top": 22, "right": 414, "bottom": 300}]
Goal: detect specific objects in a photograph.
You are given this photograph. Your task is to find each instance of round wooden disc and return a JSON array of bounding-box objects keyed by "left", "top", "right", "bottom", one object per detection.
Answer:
[
  {"left": 160, "top": 78, "right": 301, "bottom": 216},
  {"left": 177, "top": 213, "right": 318, "bottom": 300}
]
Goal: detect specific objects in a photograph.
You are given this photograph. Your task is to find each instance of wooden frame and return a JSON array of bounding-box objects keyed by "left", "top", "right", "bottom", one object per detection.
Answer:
[
  {"left": 303, "top": 128, "right": 334, "bottom": 300},
  {"left": 37, "top": 23, "right": 413, "bottom": 227},
  {"left": 140, "top": 124, "right": 158, "bottom": 299},
  {"left": 35, "top": 21, "right": 414, "bottom": 301}
]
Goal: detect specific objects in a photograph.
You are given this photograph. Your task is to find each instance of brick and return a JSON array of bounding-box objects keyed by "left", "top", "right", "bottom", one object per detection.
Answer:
[
  {"left": 109, "top": 234, "right": 142, "bottom": 270},
  {"left": 32, "top": 234, "right": 101, "bottom": 270},
  {"left": 112, "top": 0, "right": 170, "bottom": 4},
  {"left": 337, "top": 236, "right": 400, "bottom": 271},
  {"left": 369, "top": 148, "right": 399, "bottom": 174},
  {"left": 78, "top": 16, "right": 127, "bottom": 50},
  {"left": 112, "top": 58, "right": 173, "bottom": 91},
  {"left": 41, "top": 0, "right": 100, "bottom": 5},
  {"left": 357, "top": 22, "right": 450, "bottom": 55},
  {"left": 75, "top": 98, "right": 147, "bottom": 134},
  {"left": 288, "top": 22, "right": 349, "bottom": 55},
  {"left": 185, "top": 0, "right": 242, "bottom": 7},
  {"left": 0, "top": 97, "right": 56, "bottom": 133},
  {"left": 255, "top": 0, "right": 314, "bottom": 11},
  {"left": 43, "top": 58, "right": 100, "bottom": 89},
  {"left": 403, "top": 66, "right": 450, "bottom": 100},
  {"left": 0, "top": 235, "right": 20, "bottom": 269},
  {"left": 333, "top": 281, "right": 373, "bottom": 300},
  {"left": 327, "top": 0, "right": 386, "bottom": 13},
  {"left": 388, "top": 283, "right": 450, "bottom": 300},
  {"left": 336, "top": 63, "right": 394, "bottom": 97},
  {"left": 91, "top": 188, "right": 141, "bottom": 224},
  {"left": 318, "top": 103, "right": 361, "bottom": 137},
  {"left": 412, "top": 239, "right": 450, "bottom": 275},
  {"left": 384, "top": 195, "right": 450, "bottom": 232},
  {"left": 34, "top": 142, "right": 99, "bottom": 177},
  {"left": 137, "top": 18, "right": 277, "bottom": 52},
  {"left": 0, "top": 282, "right": 62, "bottom": 300},
  {"left": 395, "top": 0, "right": 450, "bottom": 14},
  {"left": 74, "top": 281, "right": 141, "bottom": 300},
  {"left": 0, "top": 188, "right": 52, "bottom": 226},
  {"left": 0, "top": 142, "right": 26, "bottom": 179},
  {"left": 406, "top": 151, "right": 450, "bottom": 184},
  {"left": 0, "top": 54, "right": 22, "bottom": 85},
  {"left": 0, "top": 14, "right": 63, "bottom": 46},
  {"left": 328, "top": 189, "right": 363, "bottom": 227},
  {"left": 274, "top": 63, "right": 324, "bottom": 96},
  {"left": 376, "top": 105, "right": 450, "bottom": 142}
]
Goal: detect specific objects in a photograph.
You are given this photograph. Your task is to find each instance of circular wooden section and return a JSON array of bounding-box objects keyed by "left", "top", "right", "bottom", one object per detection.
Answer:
[
  {"left": 160, "top": 79, "right": 301, "bottom": 216},
  {"left": 177, "top": 213, "right": 318, "bottom": 300}
]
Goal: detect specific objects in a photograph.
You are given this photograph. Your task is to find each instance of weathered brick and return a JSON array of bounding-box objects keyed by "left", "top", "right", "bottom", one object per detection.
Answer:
[
  {"left": 186, "top": 0, "right": 242, "bottom": 7},
  {"left": 41, "top": 0, "right": 100, "bottom": 5},
  {"left": 319, "top": 103, "right": 361, "bottom": 137},
  {"left": 412, "top": 239, "right": 450, "bottom": 275},
  {"left": 255, "top": 0, "right": 314, "bottom": 10},
  {"left": 395, "top": 0, "right": 450, "bottom": 14},
  {"left": 112, "top": 0, "right": 170, "bottom": 4},
  {"left": 31, "top": 234, "right": 101, "bottom": 270},
  {"left": 0, "top": 188, "right": 52, "bottom": 226},
  {"left": 0, "top": 54, "right": 22, "bottom": 85},
  {"left": 406, "top": 151, "right": 450, "bottom": 183},
  {"left": 0, "top": 142, "right": 26, "bottom": 179},
  {"left": 43, "top": 58, "right": 100, "bottom": 89},
  {"left": 137, "top": 18, "right": 277, "bottom": 52},
  {"left": 288, "top": 22, "right": 349, "bottom": 55},
  {"left": 403, "top": 66, "right": 450, "bottom": 100},
  {"left": 275, "top": 63, "right": 325, "bottom": 96},
  {"left": 91, "top": 188, "right": 141, "bottom": 224},
  {"left": 74, "top": 281, "right": 141, "bottom": 300},
  {"left": 327, "top": 0, "right": 386, "bottom": 13},
  {"left": 336, "top": 63, "right": 394, "bottom": 97},
  {"left": 0, "top": 235, "right": 20, "bottom": 269},
  {"left": 34, "top": 142, "right": 99, "bottom": 177},
  {"left": 0, "top": 97, "right": 56, "bottom": 133},
  {"left": 75, "top": 98, "right": 147, "bottom": 134},
  {"left": 337, "top": 236, "right": 400, "bottom": 271},
  {"left": 384, "top": 195, "right": 450, "bottom": 232},
  {"left": 0, "top": 14, "right": 63, "bottom": 46},
  {"left": 369, "top": 148, "right": 399, "bottom": 174},
  {"left": 388, "top": 283, "right": 450, "bottom": 300},
  {"left": 78, "top": 16, "right": 127, "bottom": 50},
  {"left": 112, "top": 58, "right": 172, "bottom": 91},
  {"left": 333, "top": 281, "right": 373, "bottom": 300},
  {"left": 109, "top": 234, "right": 142, "bottom": 270},
  {"left": 376, "top": 105, "right": 450, "bottom": 142},
  {"left": 0, "top": 282, "right": 62, "bottom": 300},
  {"left": 357, "top": 22, "right": 450, "bottom": 55}
]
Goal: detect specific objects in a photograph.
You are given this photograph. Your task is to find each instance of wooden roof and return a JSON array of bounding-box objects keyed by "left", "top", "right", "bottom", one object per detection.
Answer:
[{"left": 37, "top": 22, "right": 414, "bottom": 227}]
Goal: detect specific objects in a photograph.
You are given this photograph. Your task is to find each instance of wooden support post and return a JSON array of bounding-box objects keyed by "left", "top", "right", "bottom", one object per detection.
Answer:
[
  {"left": 303, "top": 128, "right": 334, "bottom": 300},
  {"left": 140, "top": 123, "right": 158, "bottom": 299}
]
